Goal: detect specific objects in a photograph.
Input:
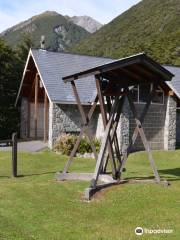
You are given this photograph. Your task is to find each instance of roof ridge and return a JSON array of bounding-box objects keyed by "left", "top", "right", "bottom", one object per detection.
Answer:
[{"left": 31, "top": 48, "right": 114, "bottom": 60}]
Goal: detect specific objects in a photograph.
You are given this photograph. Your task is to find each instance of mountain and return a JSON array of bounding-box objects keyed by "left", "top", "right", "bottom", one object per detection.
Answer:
[
  {"left": 71, "top": 0, "right": 180, "bottom": 65},
  {"left": 0, "top": 11, "right": 90, "bottom": 51},
  {"left": 67, "top": 15, "right": 102, "bottom": 33}
]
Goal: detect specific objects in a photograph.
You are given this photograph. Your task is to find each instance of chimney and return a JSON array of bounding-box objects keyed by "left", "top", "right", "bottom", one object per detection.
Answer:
[{"left": 40, "top": 35, "right": 45, "bottom": 49}]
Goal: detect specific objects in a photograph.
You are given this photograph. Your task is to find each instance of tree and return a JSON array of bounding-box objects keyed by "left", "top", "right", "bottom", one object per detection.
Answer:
[
  {"left": 0, "top": 38, "right": 21, "bottom": 139},
  {"left": 0, "top": 34, "right": 33, "bottom": 139},
  {"left": 16, "top": 33, "right": 33, "bottom": 64}
]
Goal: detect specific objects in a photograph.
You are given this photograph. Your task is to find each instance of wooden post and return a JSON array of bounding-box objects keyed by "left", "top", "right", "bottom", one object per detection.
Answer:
[
  {"left": 34, "top": 74, "right": 39, "bottom": 139},
  {"left": 12, "top": 133, "right": 17, "bottom": 177},
  {"left": 95, "top": 76, "right": 117, "bottom": 178},
  {"left": 27, "top": 100, "right": 30, "bottom": 138},
  {"left": 28, "top": 78, "right": 36, "bottom": 139},
  {"left": 44, "top": 90, "right": 48, "bottom": 142}
]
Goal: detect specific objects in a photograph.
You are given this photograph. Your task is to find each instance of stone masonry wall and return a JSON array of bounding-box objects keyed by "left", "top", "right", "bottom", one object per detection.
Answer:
[
  {"left": 118, "top": 98, "right": 130, "bottom": 153},
  {"left": 129, "top": 100, "right": 167, "bottom": 151},
  {"left": 176, "top": 111, "right": 180, "bottom": 147},
  {"left": 164, "top": 96, "right": 177, "bottom": 150},
  {"left": 50, "top": 103, "right": 99, "bottom": 146}
]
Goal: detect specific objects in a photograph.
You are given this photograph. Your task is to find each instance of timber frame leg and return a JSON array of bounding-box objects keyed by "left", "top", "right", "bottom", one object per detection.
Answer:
[
  {"left": 95, "top": 77, "right": 117, "bottom": 178},
  {"left": 118, "top": 87, "right": 157, "bottom": 173},
  {"left": 85, "top": 95, "right": 125, "bottom": 200},
  {"left": 119, "top": 88, "right": 161, "bottom": 183},
  {"left": 104, "top": 96, "right": 123, "bottom": 172}
]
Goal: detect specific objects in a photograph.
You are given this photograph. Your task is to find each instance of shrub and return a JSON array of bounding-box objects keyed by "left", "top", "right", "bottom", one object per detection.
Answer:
[
  {"left": 54, "top": 134, "right": 101, "bottom": 156},
  {"left": 78, "top": 137, "right": 92, "bottom": 154},
  {"left": 93, "top": 138, "right": 101, "bottom": 153},
  {"left": 54, "top": 134, "right": 77, "bottom": 156}
]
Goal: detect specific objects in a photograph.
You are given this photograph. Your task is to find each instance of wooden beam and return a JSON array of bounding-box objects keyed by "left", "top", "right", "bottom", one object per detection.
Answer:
[
  {"left": 34, "top": 74, "right": 39, "bottom": 139},
  {"left": 168, "top": 90, "right": 174, "bottom": 96},
  {"left": 28, "top": 74, "right": 37, "bottom": 100},
  {"left": 44, "top": 90, "right": 48, "bottom": 142},
  {"left": 27, "top": 100, "right": 30, "bottom": 138},
  {"left": 27, "top": 75, "right": 37, "bottom": 139},
  {"left": 95, "top": 76, "right": 117, "bottom": 178},
  {"left": 56, "top": 172, "right": 117, "bottom": 183}
]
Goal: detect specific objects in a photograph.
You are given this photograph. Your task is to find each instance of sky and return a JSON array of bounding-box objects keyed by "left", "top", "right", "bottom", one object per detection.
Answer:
[{"left": 0, "top": 0, "right": 141, "bottom": 32}]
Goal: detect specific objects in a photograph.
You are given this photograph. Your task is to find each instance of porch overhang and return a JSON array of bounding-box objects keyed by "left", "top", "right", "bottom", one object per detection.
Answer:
[{"left": 63, "top": 53, "right": 174, "bottom": 85}]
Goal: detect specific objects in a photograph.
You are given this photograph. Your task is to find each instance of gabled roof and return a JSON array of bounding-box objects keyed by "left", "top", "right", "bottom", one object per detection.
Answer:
[
  {"left": 164, "top": 65, "right": 180, "bottom": 99},
  {"left": 16, "top": 49, "right": 113, "bottom": 105},
  {"left": 16, "top": 49, "right": 180, "bottom": 106}
]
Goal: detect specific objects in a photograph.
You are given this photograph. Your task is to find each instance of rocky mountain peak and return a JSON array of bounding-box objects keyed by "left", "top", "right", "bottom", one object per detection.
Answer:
[{"left": 69, "top": 15, "right": 102, "bottom": 33}]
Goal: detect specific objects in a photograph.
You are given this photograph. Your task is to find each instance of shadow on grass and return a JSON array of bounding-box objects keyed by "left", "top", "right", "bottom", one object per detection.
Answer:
[
  {"left": 0, "top": 175, "right": 10, "bottom": 179},
  {"left": 158, "top": 168, "right": 180, "bottom": 181},
  {"left": 17, "top": 171, "right": 57, "bottom": 178},
  {"left": 159, "top": 168, "right": 180, "bottom": 177},
  {"left": 0, "top": 171, "right": 57, "bottom": 179},
  {"left": 125, "top": 168, "right": 180, "bottom": 182},
  {"left": 125, "top": 176, "right": 154, "bottom": 180}
]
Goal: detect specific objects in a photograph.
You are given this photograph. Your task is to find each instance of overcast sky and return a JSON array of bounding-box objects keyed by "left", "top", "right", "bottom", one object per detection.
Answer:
[{"left": 0, "top": 0, "right": 141, "bottom": 32}]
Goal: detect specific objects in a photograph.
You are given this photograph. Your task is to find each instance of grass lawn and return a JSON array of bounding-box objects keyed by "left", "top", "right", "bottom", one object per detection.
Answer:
[{"left": 0, "top": 150, "right": 179, "bottom": 240}]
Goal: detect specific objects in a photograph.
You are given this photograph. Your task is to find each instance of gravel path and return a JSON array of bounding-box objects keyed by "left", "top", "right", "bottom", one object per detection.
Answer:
[{"left": 0, "top": 141, "right": 48, "bottom": 153}]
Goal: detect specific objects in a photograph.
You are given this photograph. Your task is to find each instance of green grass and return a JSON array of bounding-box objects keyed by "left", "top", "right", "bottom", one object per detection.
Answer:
[{"left": 0, "top": 150, "right": 179, "bottom": 240}]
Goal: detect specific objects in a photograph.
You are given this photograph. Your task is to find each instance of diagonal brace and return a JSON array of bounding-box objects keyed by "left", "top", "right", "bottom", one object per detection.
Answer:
[
  {"left": 120, "top": 88, "right": 161, "bottom": 183},
  {"left": 63, "top": 82, "right": 98, "bottom": 173}
]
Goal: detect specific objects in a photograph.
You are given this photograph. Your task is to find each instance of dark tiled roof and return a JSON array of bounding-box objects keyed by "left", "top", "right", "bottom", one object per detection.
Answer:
[
  {"left": 28, "top": 50, "right": 180, "bottom": 103},
  {"left": 32, "top": 49, "right": 113, "bottom": 103},
  {"left": 164, "top": 65, "right": 180, "bottom": 99}
]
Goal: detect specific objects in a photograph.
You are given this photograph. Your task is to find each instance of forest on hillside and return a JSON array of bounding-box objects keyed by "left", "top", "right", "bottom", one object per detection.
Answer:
[
  {"left": 71, "top": 0, "right": 180, "bottom": 66},
  {"left": 0, "top": 35, "right": 32, "bottom": 139}
]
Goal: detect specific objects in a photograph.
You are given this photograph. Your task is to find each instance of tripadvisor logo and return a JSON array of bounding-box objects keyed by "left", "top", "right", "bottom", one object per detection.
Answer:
[
  {"left": 135, "top": 226, "right": 173, "bottom": 235},
  {"left": 135, "top": 227, "right": 143, "bottom": 236}
]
